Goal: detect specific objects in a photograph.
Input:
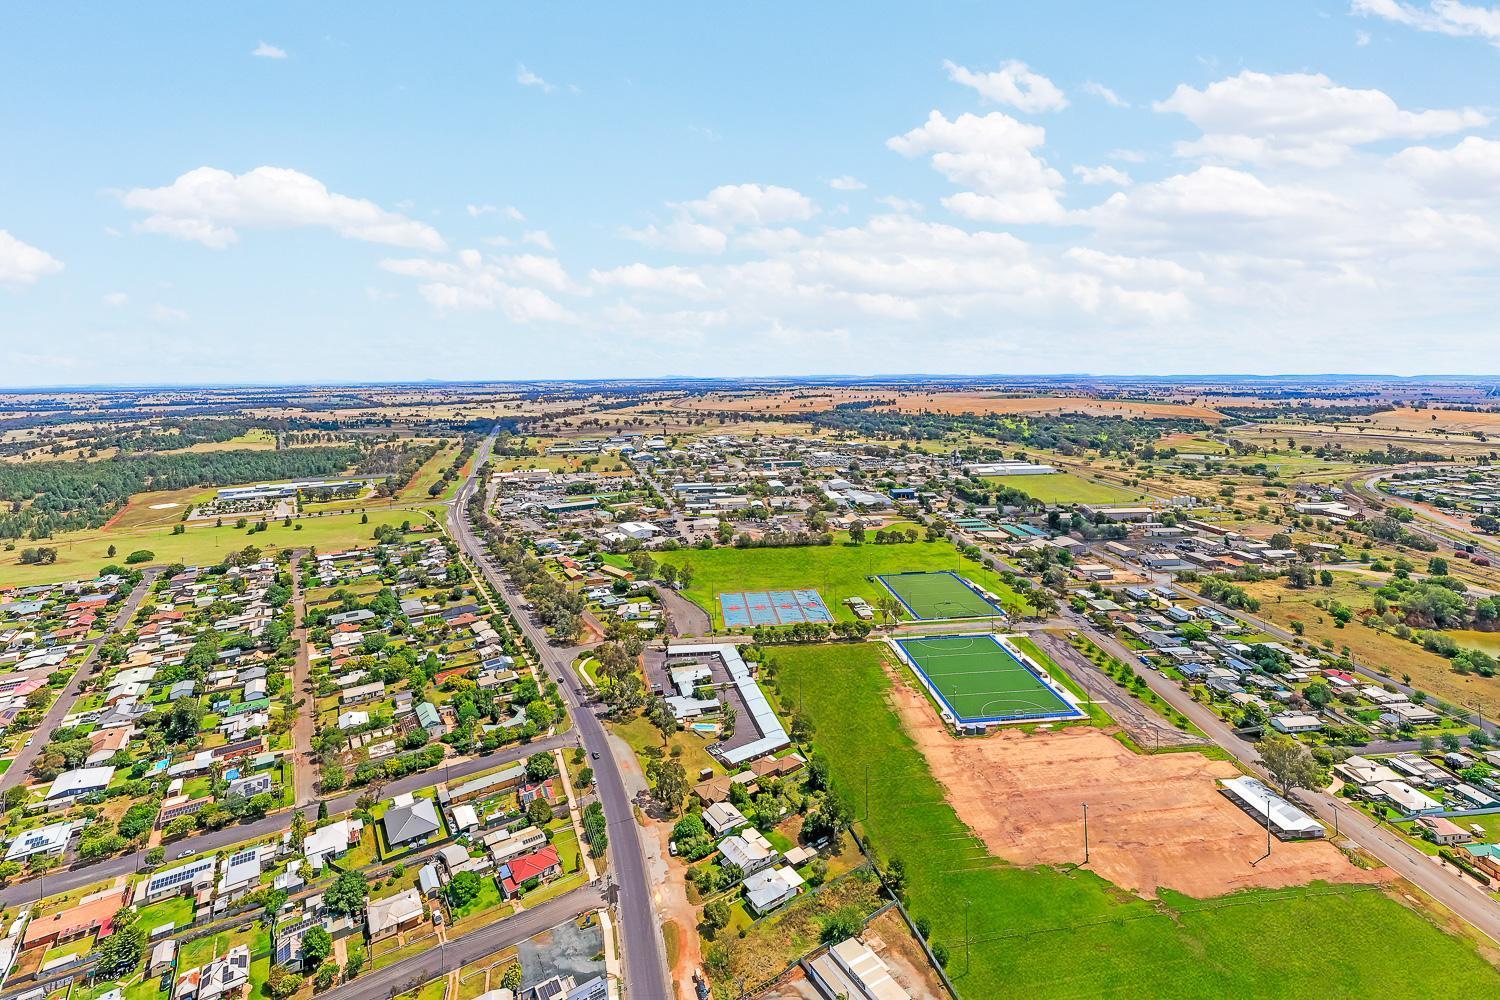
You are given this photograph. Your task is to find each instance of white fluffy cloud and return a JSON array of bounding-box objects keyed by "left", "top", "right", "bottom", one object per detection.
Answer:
[
  {"left": 252, "top": 41, "right": 287, "bottom": 59},
  {"left": 1156, "top": 70, "right": 1487, "bottom": 166},
  {"left": 1081, "top": 81, "right": 1128, "bottom": 107},
  {"left": 828, "top": 175, "right": 866, "bottom": 191},
  {"left": 123, "top": 166, "right": 446, "bottom": 251},
  {"left": 1073, "top": 164, "right": 1133, "bottom": 186},
  {"left": 590, "top": 263, "right": 709, "bottom": 296},
  {"left": 943, "top": 59, "right": 1069, "bottom": 112},
  {"left": 0, "top": 230, "right": 64, "bottom": 286},
  {"left": 676, "top": 184, "right": 816, "bottom": 227},
  {"left": 623, "top": 219, "right": 729, "bottom": 254},
  {"left": 379, "top": 251, "right": 575, "bottom": 320},
  {"left": 1391, "top": 135, "right": 1500, "bottom": 195},
  {"left": 1353, "top": 0, "right": 1500, "bottom": 44},
  {"left": 517, "top": 64, "right": 555, "bottom": 93},
  {"left": 888, "top": 111, "right": 1065, "bottom": 223},
  {"left": 623, "top": 183, "right": 817, "bottom": 255}
]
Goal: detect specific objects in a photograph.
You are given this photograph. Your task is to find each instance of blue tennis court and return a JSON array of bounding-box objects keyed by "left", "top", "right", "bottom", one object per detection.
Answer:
[{"left": 720, "top": 589, "right": 833, "bottom": 627}]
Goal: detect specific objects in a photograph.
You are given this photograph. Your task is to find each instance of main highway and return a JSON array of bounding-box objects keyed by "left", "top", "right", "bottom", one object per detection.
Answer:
[{"left": 448, "top": 431, "right": 671, "bottom": 1000}]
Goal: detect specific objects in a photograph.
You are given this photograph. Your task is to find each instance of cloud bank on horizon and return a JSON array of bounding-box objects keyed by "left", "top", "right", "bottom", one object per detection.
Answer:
[{"left": 4, "top": 2, "right": 1500, "bottom": 384}]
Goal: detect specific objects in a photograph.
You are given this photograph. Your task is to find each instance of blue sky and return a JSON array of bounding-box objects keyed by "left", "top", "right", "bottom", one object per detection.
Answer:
[{"left": 4, "top": 1, "right": 1500, "bottom": 385}]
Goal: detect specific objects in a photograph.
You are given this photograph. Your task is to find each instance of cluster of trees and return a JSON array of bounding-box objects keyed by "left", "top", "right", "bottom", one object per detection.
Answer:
[
  {"left": 727, "top": 529, "right": 834, "bottom": 549},
  {"left": 1198, "top": 576, "right": 1262, "bottom": 611},
  {"left": 1351, "top": 511, "right": 1441, "bottom": 553},
  {"left": 582, "top": 801, "right": 607, "bottom": 857},
  {"left": 804, "top": 406, "right": 1208, "bottom": 456},
  {"left": 428, "top": 436, "right": 480, "bottom": 497},
  {"left": 748, "top": 620, "right": 874, "bottom": 644},
  {"left": 478, "top": 526, "right": 586, "bottom": 640},
  {"left": 359, "top": 440, "right": 443, "bottom": 498},
  {"left": 0, "top": 445, "right": 360, "bottom": 540},
  {"left": 847, "top": 524, "right": 921, "bottom": 545},
  {"left": 342, "top": 743, "right": 446, "bottom": 788}
]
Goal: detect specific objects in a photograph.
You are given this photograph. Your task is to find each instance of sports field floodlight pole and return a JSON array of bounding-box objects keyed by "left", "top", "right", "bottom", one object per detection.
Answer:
[{"left": 1082, "top": 802, "right": 1089, "bottom": 865}]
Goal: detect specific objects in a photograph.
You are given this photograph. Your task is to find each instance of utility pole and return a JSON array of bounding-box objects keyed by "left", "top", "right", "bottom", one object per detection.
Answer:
[
  {"left": 1251, "top": 795, "right": 1273, "bottom": 866},
  {"left": 1082, "top": 802, "right": 1089, "bottom": 866},
  {"left": 864, "top": 763, "right": 870, "bottom": 822},
  {"left": 963, "top": 897, "right": 972, "bottom": 974}
]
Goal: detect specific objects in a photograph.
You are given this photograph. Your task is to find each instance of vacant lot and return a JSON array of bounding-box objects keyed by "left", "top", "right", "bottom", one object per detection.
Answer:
[
  {"left": 103, "top": 486, "right": 214, "bottom": 531},
  {"left": 984, "top": 471, "right": 1141, "bottom": 505},
  {"left": 769, "top": 642, "right": 1500, "bottom": 998},
  {"left": 655, "top": 538, "right": 1032, "bottom": 628},
  {"left": 888, "top": 673, "right": 1381, "bottom": 898}
]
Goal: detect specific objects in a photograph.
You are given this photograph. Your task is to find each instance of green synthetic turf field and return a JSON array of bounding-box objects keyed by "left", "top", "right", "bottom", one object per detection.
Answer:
[
  {"left": 878, "top": 570, "right": 1003, "bottom": 620},
  {"left": 897, "top": 633, "right": 1076, "bottom": 721}
]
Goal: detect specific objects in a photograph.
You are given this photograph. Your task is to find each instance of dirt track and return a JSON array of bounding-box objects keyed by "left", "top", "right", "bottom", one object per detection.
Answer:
[{"left": 885, "top": 665, "right": 1389, "bottom": 899}]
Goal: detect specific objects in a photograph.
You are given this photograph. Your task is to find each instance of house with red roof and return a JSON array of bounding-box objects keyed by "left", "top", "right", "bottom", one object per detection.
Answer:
[{"left": 498, "top": 843, "right": 562, "bottom": 898}]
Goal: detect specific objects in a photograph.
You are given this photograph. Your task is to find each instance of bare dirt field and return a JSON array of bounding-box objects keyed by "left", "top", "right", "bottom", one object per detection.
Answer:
[{"left": 885, "top": 665, "right": 1388, "bottom": 899}]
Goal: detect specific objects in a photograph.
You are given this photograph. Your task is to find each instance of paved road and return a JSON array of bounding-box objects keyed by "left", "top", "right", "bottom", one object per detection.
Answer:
[
  {"left": 448, "top": 433, "right": 672, "bottom": 1000},
  {"left": 331, "top": 885, "right": 604, "bottom": 1000},
  {"left": 0, "top": 570, "right": 158, "bottom": 792},
  {"left": 0, "top": 731, "right": 572, "bottom": 908},
  {"left": 1060, "top": 610, "right": 1500, "bottom": 945},
  {"left": 290, "top": 549, "right": 317, "bottom": 808}
]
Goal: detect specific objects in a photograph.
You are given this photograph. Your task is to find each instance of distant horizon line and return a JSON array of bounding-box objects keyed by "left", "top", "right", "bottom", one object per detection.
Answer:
[{"left": 4, "top": 372, "right": 1500, "bottom": 393}]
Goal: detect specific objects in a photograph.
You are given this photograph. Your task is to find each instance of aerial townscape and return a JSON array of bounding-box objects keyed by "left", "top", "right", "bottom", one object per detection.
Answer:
[{"left": 6, "top": 4, "right": 1500, "bottom": 999}]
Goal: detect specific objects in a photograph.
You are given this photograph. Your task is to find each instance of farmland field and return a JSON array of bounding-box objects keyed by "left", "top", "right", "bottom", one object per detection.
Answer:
[
  {"left": 654, "top": 536, "right": 1033, "bottom": 628},
  {"left": 985, "top": 471, "right": 1142, "bottom": 505},
  {"left": 770, "top": 642, "right": 1500, "bottom": 998}
]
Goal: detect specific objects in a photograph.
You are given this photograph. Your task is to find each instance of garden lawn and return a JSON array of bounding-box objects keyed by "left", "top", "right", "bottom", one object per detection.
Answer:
[
  {"left": 984, "top": 471, "right": 1141, "bottom": 505},
  {"left": 771, "top": 642, "right": 1500, "bottom": 999},
  {"left": 655, "top": 537, "right": 1033, "bottom": 628},
  {"left": 451, "top": 877, "right": 503, "bottom": 919},
  {"left": 135, "top": 895, "right": 195, "bottom": 934},
  {"left": 613, "top": 712, "right": 722, "bottom": 780}
]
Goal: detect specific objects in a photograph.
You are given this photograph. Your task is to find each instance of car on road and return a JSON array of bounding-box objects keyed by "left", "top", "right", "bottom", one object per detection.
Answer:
[
  {"left": 176, "top": 849, "right": 193, "bottom": 859},
  {"left": 591, "top": 751, "right": 600, "bottom": 760}
]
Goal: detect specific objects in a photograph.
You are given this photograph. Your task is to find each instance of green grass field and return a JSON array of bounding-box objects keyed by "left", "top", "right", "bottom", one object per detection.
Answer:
[
  {"left": 879, "top": 571, "right": 1004, "bottom": 620},
  {"left": 655, "top": 537, "right": 1033, "bottom": 628},
  {"left": 984, "top": 471, "right": 1141, "bottom": 505},
  {"left": 0, "top": 509, "right": 428, "bottom": 586},
  {"left": 896, "top": 634, "right": 1077, "bottom": 722},
  {"left": 771, "top": 642, "right": 1500, "bottom": 998}
]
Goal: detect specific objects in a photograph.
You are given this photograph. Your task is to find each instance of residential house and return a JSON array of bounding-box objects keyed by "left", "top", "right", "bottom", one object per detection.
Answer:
[
  {"left": 382, "top": 796, "right": 441, "bottom": 848},
  {"left": 1416, "top": 816, "right": 1473, "bottom": 845},
  {"left": 367, "top": 888, "right": 425, "bottom": 940},
  {"left": 498, "top": 844, "right": 562, "bottom": 898},
  {"left": 743, "top": 866, "right": 805, "bottom": 915}
]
